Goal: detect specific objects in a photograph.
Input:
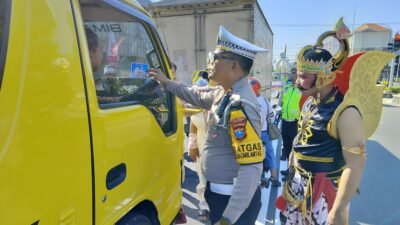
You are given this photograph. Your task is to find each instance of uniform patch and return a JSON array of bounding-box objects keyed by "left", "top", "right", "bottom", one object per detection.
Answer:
[
  {"left": 230, "top": 116, "right": 247, "bottom": 140},
  {"left": 229, "top": 109, "right": 264, "bottom": 164}
]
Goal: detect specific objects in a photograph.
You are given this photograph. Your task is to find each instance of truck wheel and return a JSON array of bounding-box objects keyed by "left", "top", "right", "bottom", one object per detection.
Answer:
[{"left": 116, "top": 212, "right": 153, "bottom": 225}]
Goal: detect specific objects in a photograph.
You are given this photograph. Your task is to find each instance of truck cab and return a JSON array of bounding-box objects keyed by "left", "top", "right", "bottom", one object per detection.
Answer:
[{"left": 0, "top": 0, "right": 183, "bottom": 224}]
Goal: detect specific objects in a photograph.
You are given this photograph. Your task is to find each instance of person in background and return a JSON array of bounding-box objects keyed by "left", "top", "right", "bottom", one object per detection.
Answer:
[
  {"left": 188, "top": 76, "right": 211, "bottom": 222},
  {"left": 86, "top": 27, "right": 103, "bottom": 73},
  {"left": 279, "top": 67, "right": 301, "bottom": 165},
  {"left": 248, "top": 77, "right": 281, "bottom": 187},
  {"left": 149, "top": 26, "right": 267, "bottom": 225}
]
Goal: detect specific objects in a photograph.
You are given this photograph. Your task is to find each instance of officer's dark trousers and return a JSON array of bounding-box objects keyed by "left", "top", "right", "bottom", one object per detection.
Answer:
[
  {"left": 281, "top": 120, "right": 298, "bottom": 159},
  {"left": 205, "top": 182, "right": 261, "bottom": 224}
]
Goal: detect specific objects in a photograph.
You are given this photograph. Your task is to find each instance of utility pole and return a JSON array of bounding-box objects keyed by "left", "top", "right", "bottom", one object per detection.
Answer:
[
  {"left": 388, "top": 39, "right": 394, "bottom": 87},
  {"left": 396, "top": 55, "right": 400, "bottom": 81},
  {"left": 389, "top": 58, "right": 395, "bottom": 87}
]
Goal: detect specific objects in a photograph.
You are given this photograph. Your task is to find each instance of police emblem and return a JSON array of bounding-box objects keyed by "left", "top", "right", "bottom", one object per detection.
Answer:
[{"left": 230, "top": 116, "right": 247, "bottom": 140}]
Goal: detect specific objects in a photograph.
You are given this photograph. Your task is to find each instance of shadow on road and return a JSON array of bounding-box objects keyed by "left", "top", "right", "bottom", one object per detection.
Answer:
[
  {"left": 350, "top": 140, "right": 400, "bottom": 225},
  {"left": 183, "top": 153, "right": 198, "bottom": 193}
]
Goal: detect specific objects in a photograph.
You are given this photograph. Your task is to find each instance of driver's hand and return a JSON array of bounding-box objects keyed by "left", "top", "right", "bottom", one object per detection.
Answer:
[{"left": 148, "top": 68, "right": 169, "bottom": 84}]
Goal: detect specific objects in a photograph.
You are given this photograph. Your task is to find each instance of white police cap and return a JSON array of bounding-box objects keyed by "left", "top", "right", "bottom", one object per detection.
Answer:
[{"left": 214, "top": 26, "right": 268, "bottom": 60}]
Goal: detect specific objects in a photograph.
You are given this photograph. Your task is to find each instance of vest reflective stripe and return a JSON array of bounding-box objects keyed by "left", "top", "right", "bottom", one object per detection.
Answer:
[{"left": 282, "top": 83, "right": 301, "bottom": 121}]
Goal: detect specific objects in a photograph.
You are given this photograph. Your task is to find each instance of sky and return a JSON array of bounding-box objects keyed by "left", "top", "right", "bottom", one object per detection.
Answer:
[
  {"left": 151, "top": 0, "right": 400, "bottom": 63},
  {"left": 258, "top": 0, "right": 400, "bottom": 63}
]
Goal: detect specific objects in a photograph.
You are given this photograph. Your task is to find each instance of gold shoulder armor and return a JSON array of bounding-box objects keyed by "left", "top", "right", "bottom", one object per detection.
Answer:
[{"left": 328, "top": 51, "right": 395, "bottom": 139}]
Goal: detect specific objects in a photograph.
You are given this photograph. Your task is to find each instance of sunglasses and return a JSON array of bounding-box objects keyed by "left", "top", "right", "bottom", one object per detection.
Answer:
[{"left": 208, "top": 52, "right": 235, "bottom": 64}]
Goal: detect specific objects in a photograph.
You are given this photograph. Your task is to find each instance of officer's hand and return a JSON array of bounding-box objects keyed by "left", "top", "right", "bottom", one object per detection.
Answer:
[
  {"left": 148, "top": 68, "right": 169, "bottom": 84},
  {"left": 189, "top": 148, "right": 199, "bottom": 162}
]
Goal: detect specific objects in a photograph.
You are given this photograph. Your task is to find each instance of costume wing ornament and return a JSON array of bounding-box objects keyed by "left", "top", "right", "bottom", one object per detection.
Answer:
[{"left": 328, "top": 51, "right": 395, "bottom": 138}]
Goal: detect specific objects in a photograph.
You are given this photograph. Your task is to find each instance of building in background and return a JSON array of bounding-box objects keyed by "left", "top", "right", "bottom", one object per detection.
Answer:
[
  {"left": 148, "top": 0, "right": 273, "bottom": 96},
  {"left": 350, "top": 23, "right": 393, "bottom": 81},
  {"left": 350, "top": 23, "right": 392, "bottom": 54}
]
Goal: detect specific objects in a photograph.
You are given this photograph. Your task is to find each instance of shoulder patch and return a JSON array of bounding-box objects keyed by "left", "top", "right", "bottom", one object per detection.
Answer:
[
  {"left": 229, "top": 109, "right": 264, "bottom": 164},
  {"left": 230, "top": 116, "right": 247, "bottom": 140}
]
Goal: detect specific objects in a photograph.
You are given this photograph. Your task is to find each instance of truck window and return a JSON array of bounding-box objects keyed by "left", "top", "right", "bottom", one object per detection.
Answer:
[
  {"left": 0, "top": 0, "right": 10, "bottom": 89},
  {"left": 81, "top": 3, "right": 175, "bottom": 134}
]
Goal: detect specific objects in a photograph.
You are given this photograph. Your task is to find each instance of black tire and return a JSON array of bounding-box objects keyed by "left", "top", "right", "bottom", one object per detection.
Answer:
[{"left": 116, "top": 211, "right": 152, "bottom": 225}]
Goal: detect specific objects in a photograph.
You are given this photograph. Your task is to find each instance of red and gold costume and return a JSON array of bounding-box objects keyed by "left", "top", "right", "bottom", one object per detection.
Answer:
[{"left": 276, "top": 18, "right": 394, "bottom": 224}]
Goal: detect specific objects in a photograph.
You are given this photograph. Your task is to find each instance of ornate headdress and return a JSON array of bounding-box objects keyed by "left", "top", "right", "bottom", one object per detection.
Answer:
[{"left": 297, "top": 17, "right": 350, "bottom": 89}]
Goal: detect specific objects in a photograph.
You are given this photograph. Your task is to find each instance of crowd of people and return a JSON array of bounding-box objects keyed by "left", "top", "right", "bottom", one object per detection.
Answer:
[{"left": 86, "top": 17, "right": 386, "bottom": 224}]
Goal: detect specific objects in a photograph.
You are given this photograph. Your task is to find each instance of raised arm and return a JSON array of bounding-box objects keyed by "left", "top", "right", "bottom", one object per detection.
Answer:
[{"left": 148, "top": 68, "right": 219, "bottom": 109}]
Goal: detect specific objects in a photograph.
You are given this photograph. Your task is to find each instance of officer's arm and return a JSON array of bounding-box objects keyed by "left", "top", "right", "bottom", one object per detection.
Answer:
[
  {"left": 164, "top": 80, "right": 219, "bottom": 110},
  {"left": 329, "top": 107, "right": 366, "bottom": 224},
  {"left": 148, "top": 68, "right": 217, "bottom": 109},
  {"left": 222, "top": 103, "right": 263, "bottom": 223}
]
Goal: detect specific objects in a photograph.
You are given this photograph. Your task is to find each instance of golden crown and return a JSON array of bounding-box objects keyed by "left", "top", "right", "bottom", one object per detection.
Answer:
[{"left": 297, "top": 56, "right": 333, "bottom": 75}]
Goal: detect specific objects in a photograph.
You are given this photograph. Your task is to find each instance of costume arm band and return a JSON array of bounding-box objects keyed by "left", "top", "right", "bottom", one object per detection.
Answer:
[
  {"left": 188, "top": 133, "right": 198, "bottom": 149},
  {"left": 342, "top": 143, "right": 366, "bottom": 159}
]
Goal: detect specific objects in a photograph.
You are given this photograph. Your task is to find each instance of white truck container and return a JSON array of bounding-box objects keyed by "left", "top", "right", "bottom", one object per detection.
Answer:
[{"left": 148, "top": 0, "right": 273, "bottom": 96}]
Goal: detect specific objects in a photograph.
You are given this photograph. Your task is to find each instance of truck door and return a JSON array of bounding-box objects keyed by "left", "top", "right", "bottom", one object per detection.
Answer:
[
  {"left": 72, "top": 0, "right": 183, "bottom": 224},
  {"left": 0, "top": 0, "right": 92, "bottom": 224}
]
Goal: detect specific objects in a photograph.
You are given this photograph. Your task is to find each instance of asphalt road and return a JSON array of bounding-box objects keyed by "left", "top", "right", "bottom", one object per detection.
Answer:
[{"left": 349, "top": 104, "right": 400, "bottom": 225}]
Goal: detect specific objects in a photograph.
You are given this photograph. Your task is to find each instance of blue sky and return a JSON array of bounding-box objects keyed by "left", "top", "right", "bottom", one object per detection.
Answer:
[
  {"left": 258, "top": 0, "right": 400, "bottom": 62},
  {"left": 151, "top": 0, "right": 400, "bottom": 62}
]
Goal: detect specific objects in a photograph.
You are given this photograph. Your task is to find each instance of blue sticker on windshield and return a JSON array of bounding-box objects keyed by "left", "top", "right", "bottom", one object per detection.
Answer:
[{"left": 130, "top": 63, "right": 149, "bottom": 78}]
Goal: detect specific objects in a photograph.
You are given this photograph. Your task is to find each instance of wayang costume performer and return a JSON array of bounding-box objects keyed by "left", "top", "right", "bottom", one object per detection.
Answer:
[{"left": 276, "top": 18, "right": 394, "bottom": 225}]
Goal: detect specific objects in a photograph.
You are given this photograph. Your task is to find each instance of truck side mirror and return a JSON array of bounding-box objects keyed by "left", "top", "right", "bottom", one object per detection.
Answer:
[{"left": 146, "top": 49, "right": 160, "bottom": 69}]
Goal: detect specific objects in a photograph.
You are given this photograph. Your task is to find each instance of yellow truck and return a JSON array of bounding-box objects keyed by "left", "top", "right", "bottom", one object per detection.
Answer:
[{"left": 0, "top": 0, "right": 184, "bottom": 224}]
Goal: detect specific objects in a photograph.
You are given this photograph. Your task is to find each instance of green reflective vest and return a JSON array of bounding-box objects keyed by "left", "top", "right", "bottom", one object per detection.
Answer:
[{"left": 281, "top": 81, "right": 301, "bottom": 121}]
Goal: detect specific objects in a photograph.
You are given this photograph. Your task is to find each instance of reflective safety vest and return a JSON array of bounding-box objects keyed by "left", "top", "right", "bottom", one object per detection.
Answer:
[{"left": 281, "top": 81, "right": 301, "bottom": 121}]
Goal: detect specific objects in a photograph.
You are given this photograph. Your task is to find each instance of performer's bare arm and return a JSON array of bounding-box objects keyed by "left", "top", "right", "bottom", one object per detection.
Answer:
[{"left": 328, "top": 107, "right": 366, "bottom": 224}]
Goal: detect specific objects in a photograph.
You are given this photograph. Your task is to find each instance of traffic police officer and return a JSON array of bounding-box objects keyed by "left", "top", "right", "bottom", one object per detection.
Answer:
[
  {"left": 280, "top": 67, "right": 301, "bottom": 162},
  {"left": 149, "top": 26, "right": 267, "bottom": 225}
]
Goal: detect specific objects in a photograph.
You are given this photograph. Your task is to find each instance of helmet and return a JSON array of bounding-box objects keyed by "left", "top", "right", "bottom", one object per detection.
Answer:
[{"left": 248, "top": 77, "right": 261, "bottom": 96}]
